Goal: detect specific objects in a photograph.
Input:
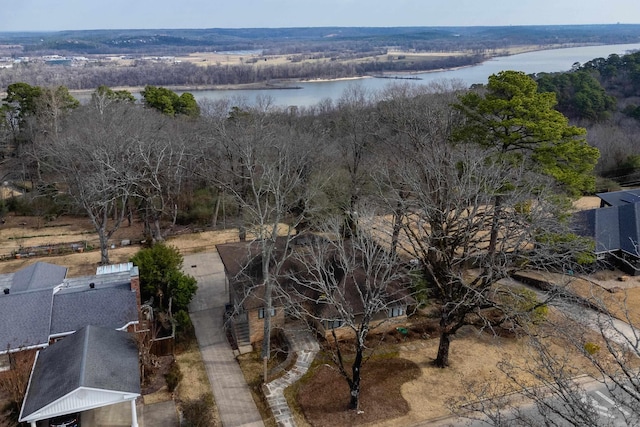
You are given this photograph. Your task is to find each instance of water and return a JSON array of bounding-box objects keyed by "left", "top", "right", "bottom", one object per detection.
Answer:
[{"left": 187, "top": 43, "right": 640, "bottom": 109}]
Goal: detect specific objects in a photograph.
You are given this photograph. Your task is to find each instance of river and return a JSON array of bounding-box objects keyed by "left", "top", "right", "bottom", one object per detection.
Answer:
[{"left": 185, "top": 43, "right": 640, "bottom": 109}]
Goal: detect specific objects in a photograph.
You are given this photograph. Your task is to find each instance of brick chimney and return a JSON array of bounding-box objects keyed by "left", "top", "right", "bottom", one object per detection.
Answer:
[{"left": 130, "top": 266, "right": 142, "bottom": 312}]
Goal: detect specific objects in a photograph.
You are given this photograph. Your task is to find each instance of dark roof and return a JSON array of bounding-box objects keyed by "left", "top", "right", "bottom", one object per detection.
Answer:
[
  {"left": 0, "top": 263, "right": 138, "bottom": 353},
  {"left": 575, "top": 203, "right": 640, "bottom": 256},
  {"left": 0, "top": 289, "right": 53, "bottom": 351},
  {"left": 51, "top": 284, "right": 138, "bottom": 335},
  {"left": 217, "top": 241, "right": 258, "bottom": 279},
  {"left": 10, "top": 262, "right": 67, "bottom": 293},
  {"left": 597, "top": 189, "right": 640, "bottom": 207},
  {"left": 20, "top": 325, "right": 141, "bottom": 420},
  {"left": 217, "top": 235, "right": 413, "bottom": 315}
]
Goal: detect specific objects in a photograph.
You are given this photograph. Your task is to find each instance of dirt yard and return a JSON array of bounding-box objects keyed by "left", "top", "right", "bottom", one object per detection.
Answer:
[
  {"left": 290, "top": 312, "right": 610, "bottom": 427},
  {"left": 0, "top": 214, "right": 241, "bottom": 276}
]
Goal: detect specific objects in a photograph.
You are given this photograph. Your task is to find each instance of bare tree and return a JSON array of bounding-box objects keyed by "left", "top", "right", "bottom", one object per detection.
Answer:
[
  {"left": 209, "top": 107, "right": 318, "bottom": 380},
  {"left": 330, "top": 84, "right": 380, "bottom": 236},
  {"left": 472, "top": 294, "right": 640, "bottom": 426},
  {"left": 372, "top": 87, "right": 591, "bottom": 369},
  {"left": 0, "top": 349, "right": 36, "bottom": 425},
  {"left": 43, "top": 103, "right": 143, "bottom": 264},
  {"left": 132, "top": 118, "right": 192, "bottom": 242},
  {"left": 283, "top": 214, "right": 413, "bottom": 410}
]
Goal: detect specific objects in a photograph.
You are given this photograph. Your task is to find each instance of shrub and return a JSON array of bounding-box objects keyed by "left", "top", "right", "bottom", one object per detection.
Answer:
[
  {"left": 501, "top": 288, "right": 549, "bottom": 326},
  {"left": 175, "top": 309, "right": 195, "bottom": 344},
  {"left": 584, "top": 342, "right": 601, "bottom": 355},
  {"left": 165, "top": 360, "right": 183, "bottom": 392},
  {"left": 181, "top": 393, "right": 215, "bottom": 427}
]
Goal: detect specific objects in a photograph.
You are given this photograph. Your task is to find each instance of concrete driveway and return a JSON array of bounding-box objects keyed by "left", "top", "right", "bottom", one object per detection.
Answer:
[
  {"left": 185, "top": 252, "right": 265, "bottom": 427},
  {"left": 78, "top": 400, "right": 178, "bottom": 427}
]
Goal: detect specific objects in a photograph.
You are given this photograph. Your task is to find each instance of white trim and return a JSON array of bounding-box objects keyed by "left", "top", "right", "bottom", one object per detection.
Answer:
[
  {"left": 0, "top": 353, "right": 10, "bottom": 372},
  {"left": 0, "top": 342, "right": 48, "bottom": 356},
  {"left": 48, "top": 331, "right": 72, "bottom": 340},
  {"left": 116, "top": 321, "right": 139, "bottom": 331},
  {"left": 18, "top": 350, "right": 41, "bottom": 422},
  {"left": 20, "top": 386, "right": 140, "bottom": 423}
]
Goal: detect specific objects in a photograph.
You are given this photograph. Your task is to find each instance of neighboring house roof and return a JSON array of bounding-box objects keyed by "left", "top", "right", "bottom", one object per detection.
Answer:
[
  {"left": 20, "top": 325, "right": 140, "bottom": 424},
  {"left": 0, "top": 262, "right": 139, "bottom": 354},
  {"left": 575, "top": 202, "right": 640, "bottom": 256},
  {"left": 596, "top": 189, "right": 640, "bottom": 207},
  {"left": 2, "top": 261, "right": 67, "bottom": 293}
]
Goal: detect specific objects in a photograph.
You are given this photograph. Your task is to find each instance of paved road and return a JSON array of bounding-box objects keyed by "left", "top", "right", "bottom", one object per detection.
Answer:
[
  {"left": 454, "top": 381, "right": 638, "bottom": 427},
  {"left": 186, "top": 252, "right": 265, "bottom": 427}
]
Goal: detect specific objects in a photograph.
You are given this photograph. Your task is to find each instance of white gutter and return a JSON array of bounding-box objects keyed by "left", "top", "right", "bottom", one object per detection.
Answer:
[
  {"left": 0, "top": 342, "right": 48, "bottom": 356},
  {"left": 18, "top": 349, "right": 40, "bottom": 423}
]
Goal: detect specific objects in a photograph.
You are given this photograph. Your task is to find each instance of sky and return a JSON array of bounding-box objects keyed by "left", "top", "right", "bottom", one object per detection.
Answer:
[{"left": 1, "top": 0, "right": 639, "bottom": 32}]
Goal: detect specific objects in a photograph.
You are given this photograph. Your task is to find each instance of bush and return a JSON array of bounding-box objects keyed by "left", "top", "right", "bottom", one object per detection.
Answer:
[
  {"left": 175, "top": 309, "right": 195, "bottom": 344},
  {"left": 130, "top": 243, "right": 198, "bottom": 314},
  {"left": 165, "top": 360, "right": 183, "bottom": 392},
  {"left": 181, "top": 393, "right": 215, "bottom": 427},
  {"left": 584, "top": 342, "right": 601, "bottom": 355}
]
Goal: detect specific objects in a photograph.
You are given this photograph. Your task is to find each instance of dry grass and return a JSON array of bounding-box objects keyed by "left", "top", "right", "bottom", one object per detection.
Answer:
[
  {"left": 5, "top": 214, "right": 640, "bottom": 426},
  {"left": 523, "top": 269, "right": 640, "bottom": 327},
  {"left": 175, "top": 343, "right": 222, "bottom": 425},
  {"left": 290, "top": 315, "right": 606, "bottom": 427},
  {"left": 0, "top": 215, "right": 292, "bottom": 276},
  {"left": 237, "top": 351, "right": 278, "bottom": 427}
]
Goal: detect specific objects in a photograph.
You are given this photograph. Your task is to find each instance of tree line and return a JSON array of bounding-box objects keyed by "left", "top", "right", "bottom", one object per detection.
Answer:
[{"left": 0, "top": 54, "right": 484, "bottom": 90}]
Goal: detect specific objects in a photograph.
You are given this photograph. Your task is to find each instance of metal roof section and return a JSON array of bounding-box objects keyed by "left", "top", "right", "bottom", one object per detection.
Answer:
[
  {"left": 19, "top": 325, "right": 140, "bottom": 424},
  {"left": 96, "top": 262, "right": 133, "bottom": 275},
  {"left": 575, "top": 202, "right": 640, "bottom": 256},
  {"left": 62, "top": 271, "right": 132, "bottom": 291}
]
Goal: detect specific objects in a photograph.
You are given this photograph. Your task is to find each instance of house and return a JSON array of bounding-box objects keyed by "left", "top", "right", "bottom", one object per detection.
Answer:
[
  {"left": 575, "top": 189, "right": 640, "bottom": 274},
  {"left": 217, "top": 235, "right": 413, "bottom": 349},
  {"left": 0, "top": 261, "right": 141, "bottom": 371},
  {"left": 19, "top": 325, "right": 141, "bottom": 427}
]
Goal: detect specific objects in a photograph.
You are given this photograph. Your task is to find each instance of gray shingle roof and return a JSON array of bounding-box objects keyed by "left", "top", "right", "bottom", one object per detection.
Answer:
[
  {"left": 0, "top": 289, "right": 53, "bottom": 352},
  {"left": 11, "top": 262, "right": 67, "bottom": 293},
  {"left": 20, "top": 325, "right": 141, "bottom": 420},
  {"left": 0, "top": 262, "right": 138, "bottom": 353},
  {"left": 51, "top": 284, "right": 138, "bottom": 335},
  {"left": 575, "top": 203, "right": 640, "bottom": 256},
  {"left": 597, "top": 189, "right": 640, "bottom": 207}
]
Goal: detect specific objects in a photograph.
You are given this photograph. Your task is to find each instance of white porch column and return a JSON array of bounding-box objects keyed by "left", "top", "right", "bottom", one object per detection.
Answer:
[
  {"left": 130, "top": 399, "right": 138, "bottom": 427},
  {"left": 30, "top": 422, "right": 36, "bottom": 427}
]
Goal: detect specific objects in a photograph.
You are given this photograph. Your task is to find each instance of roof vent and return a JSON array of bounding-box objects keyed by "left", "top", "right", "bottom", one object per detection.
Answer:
[
  {"left": 89, "top": 282, "right": 95, "bottom": 289},
  {"left": 3, "top": 288, "right": 9, "bottom": 294}
]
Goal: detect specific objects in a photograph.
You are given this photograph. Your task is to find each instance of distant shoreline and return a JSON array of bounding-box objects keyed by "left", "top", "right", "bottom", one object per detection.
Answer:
[{"left": 6, "top": 42, "right": 606, "bottom": 99}]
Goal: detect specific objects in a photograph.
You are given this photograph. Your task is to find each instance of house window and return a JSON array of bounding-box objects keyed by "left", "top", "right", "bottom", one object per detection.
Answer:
[
  {"left": 388, "top": 307, "right": 404, "bottom": 318},
  {"left": 325, "top": 319, "right": 344, "bottom": 329},
  {"left": 0, "top": 353, "right": 9, "bottom": 372},
  {"left": 258, "top": 307, "right": 276, "bottom": 319}
]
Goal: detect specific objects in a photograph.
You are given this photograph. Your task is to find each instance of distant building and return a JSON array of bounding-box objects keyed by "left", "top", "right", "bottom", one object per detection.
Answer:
[{"left": 575, "top": 189, "right": 640, "bottom": 274}]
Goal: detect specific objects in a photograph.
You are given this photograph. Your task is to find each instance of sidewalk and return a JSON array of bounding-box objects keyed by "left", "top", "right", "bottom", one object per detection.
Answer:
[
  {"left": 263, "top": 324, "right": 320, "bottom": 427},
  {"left": 186, "top": 252, "right": 265, "bottom": 427}
]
